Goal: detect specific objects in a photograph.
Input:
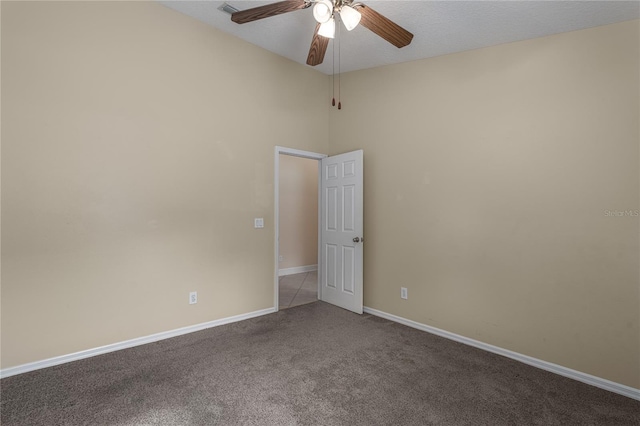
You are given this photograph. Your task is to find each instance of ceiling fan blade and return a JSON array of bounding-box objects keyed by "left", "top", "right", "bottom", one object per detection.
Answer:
[
  {"left": 231, "top": 0, "right": 309, "bottom": 24},
  {"left": 356, "top": 5, "right": 413, "bottom": 48},
  {"left": 306, "top": 23, "right": 329, "bottom": 66}
]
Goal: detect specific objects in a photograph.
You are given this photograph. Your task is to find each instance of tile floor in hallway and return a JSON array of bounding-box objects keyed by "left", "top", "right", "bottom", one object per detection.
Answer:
[{"left": 279, "top": 271, "right": 318, "bottom": 310}]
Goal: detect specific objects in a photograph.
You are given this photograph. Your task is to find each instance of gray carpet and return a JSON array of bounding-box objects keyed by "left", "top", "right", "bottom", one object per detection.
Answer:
[{"left": 1, "top": 301, "right": 638, "bottom": 425}]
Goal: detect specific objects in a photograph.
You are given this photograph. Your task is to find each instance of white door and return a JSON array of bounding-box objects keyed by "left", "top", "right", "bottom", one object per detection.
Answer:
[{"left": 320, "top": 150, "right": 363, "bottom": 314}]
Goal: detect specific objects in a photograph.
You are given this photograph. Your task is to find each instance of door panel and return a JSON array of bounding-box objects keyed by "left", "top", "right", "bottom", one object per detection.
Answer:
[{"left": 320, "top": 150, "right": 363, "bottom": 314}]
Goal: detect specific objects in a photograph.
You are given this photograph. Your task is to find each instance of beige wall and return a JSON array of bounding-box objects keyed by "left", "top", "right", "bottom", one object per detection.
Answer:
[
  {"left": 330, "top": 20, "right": 640, "bottom": 388},
  {"left": 0, "top": 1, "right": 328, "bottom": 368},
  {"left": 278, "top": 155, "right": 318, "bottom": 270},
  {"left": 1, "top": 1, "right": 638, "bottom": 391}
]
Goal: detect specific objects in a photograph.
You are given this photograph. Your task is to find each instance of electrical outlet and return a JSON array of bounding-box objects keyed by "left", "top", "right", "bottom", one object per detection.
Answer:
[
  {"left": 279, "top": 255, "right": 284, "bottom": 262},
  {"left": 401, "top": 287, "right": 408, "bottom": 300},
  {"left": 189, "top": 291, "right": 197, "bottom": 305}
]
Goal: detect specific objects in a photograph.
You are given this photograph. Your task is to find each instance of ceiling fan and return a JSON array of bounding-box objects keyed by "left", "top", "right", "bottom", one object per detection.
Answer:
[{"left": 229, "top": 0, "right": 414, "bottom": 66}]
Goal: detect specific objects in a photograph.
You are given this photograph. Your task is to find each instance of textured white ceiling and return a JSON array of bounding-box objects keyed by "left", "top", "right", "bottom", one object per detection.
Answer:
[{"left": 159, "top": 1, "right": 640, "bottom": 74}]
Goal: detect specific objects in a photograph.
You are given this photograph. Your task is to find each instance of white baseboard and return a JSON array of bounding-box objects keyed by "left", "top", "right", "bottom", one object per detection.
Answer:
[
  {"left": 278, "top": 264, "right": 317, "bottom": 277},
  {"left": 363, "top": 306, "right": 640, "bottom": 401},
  {"left": 0, "top": 307, "right": 276, "bottom": 380},
  {"left": 4, "top": 303, "right": 637, "bottom": 402}
]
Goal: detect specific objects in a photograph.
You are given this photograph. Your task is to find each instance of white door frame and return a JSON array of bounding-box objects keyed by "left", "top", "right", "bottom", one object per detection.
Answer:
[{"left": 274, "top": 146, "right": 327, "bottom": 311}]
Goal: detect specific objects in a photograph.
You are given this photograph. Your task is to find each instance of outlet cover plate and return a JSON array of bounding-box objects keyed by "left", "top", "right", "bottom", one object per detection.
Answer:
[
  {"left": 401, "top": 287, "right": 408, "bottom": 300},
  {"left": 189, "top": 291, "right": 197, "bottom": 304}
]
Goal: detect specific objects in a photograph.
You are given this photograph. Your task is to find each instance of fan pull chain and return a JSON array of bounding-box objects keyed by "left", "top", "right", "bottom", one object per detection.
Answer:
[
  {"left": 338, "top": 20, "right": 342, "bottom": 110},
  {"left": 332, "top": 31, "right": 335, "bottom": 107}
]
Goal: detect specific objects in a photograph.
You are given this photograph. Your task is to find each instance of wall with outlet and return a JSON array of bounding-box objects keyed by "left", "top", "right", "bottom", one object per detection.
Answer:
[
  {"left": 329, "top": 20, "right": 639, "bottom": 388},
  {"left": 278, "top": 155, "right": 319, "bottom": 271},
  {"left": 1, "top": 1, "right": 329, "bottom": 369}
]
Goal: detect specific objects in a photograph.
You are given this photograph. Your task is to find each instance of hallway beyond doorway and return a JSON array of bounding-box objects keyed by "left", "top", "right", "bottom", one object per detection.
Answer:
[{"left": 278, "top": 272, "right": 317, "bottom": 310}]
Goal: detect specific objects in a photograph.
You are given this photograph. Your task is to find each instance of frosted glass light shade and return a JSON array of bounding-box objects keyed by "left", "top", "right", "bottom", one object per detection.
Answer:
[
  {"left": 340, "top": 5, "right": 361, "bottom": 31},
  {"left": 318, "top": 17, "right": 335, "bottom": 38},
  {"left": 313, "top": 0, "right": 333, "bottom": 24}
]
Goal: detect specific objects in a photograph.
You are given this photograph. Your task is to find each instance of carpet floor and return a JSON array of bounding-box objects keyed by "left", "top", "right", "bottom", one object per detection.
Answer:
[{"left": 1, "top": 301, "right": 638, "bottom": 425}]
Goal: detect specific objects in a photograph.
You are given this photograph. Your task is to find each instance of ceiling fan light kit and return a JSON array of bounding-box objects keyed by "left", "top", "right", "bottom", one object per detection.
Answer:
[{"left": 314, "top": 0, "right": 361, "bottom": 32}]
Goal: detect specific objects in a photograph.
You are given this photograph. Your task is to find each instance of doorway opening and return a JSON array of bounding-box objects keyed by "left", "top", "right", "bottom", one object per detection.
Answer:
[
  {"left": 274, "top": 147, "right": 326, "bottom": 311},
  {"left": 278, "top": 154, "right": 319, "bottom": 309}
]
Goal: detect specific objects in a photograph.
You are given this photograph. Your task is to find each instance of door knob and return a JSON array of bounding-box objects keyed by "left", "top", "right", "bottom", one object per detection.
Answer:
[{"left": 353, "top": 237, "right": 361, "bottom": 243}]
